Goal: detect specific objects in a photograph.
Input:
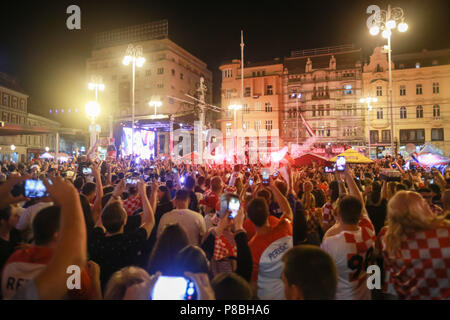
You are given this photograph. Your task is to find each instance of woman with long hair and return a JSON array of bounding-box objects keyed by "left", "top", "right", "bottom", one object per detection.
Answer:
[
  {"left": 365, "top": 180, "right": 387, "bottom": 235},
  {"left": 379, "top": 191, "right": 450, "bottom": 299},
  {"left": 147, "top": 223, "right": 189, "bottom": 275}
]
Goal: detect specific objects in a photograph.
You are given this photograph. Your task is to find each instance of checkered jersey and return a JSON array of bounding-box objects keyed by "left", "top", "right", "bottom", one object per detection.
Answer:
[
  {"left": 322, "top": 202, "right": 337, "bottom": 226},
  {"left": 379, "top": 225, "right": 450, "bottom": 300},
  {"left": 123, "top": 195, "right": 143, "bottom": 216},
  {"left": 213, "top": 234, "right": 237, "bottom": 261},
  {"left": 321, "top": 216, "right": 376, "bottom": 300}
]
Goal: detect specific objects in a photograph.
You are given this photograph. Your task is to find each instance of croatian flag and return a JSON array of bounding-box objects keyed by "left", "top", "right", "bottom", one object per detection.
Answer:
[{"left": 300, "top": 113, "right": 316, "bottom": 137}]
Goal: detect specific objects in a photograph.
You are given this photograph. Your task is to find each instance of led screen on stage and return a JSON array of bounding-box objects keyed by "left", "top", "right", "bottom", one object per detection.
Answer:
[{"left": 122, "top": 128, "right": 156, "bottom": 159}]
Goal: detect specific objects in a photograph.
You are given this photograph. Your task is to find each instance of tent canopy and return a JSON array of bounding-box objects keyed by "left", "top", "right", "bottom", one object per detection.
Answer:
[
  {"left": 330, "top": 148, "right": 373, "bottom": 164},
  {"left": 295, "top": 153, "right": 331, "bottom": 166}
]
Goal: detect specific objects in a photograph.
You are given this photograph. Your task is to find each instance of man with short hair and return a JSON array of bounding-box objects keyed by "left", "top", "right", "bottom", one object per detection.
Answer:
[
  {"left": 321, "top": 169, "right": 376, "bottom": 300},
  {"left": 15, "top": 197, "right": 53, "bottom": 243},
  {"left": 89, "top": 180, "right": 156, "bottom": 289},
  {"left": 247, "top": 181, "right": 293, "bottom": 300},
  {"left": 157, "top": 189, "right": 206, "bottom": 246},
  {"left": 183, "top": 176, "right": 200, "bottom": 213},
  {"left": 82, "top": 182, "right": 97, "bottom": 203},
  {"left": 282, "top": 245, "right": 337, "bottom": 300},
  {"left": 2, "top": 205, "right": 95, "bottom": 300}
]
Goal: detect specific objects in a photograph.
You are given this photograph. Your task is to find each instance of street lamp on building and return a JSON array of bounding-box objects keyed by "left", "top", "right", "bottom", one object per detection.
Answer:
[
  {"left": 123, "top": 44, "right": 145, "bottom": 157},
  {"left": 10, "top": 145, "right": 16, "bottom": 151},
  {"left": 45, "top": 146, "right": 49, "bottom": 152},
  {"left": 369, "top": 4, "right": 408, "bottom": 156},
  {"left": 86, "top": 101, "right": 101, "bottom": 149},
  {"left": 149, "top": 97, "right": 162, "bottom": 116},
  {"left": 360, "top": 97, "right": 378, "bottom": 159}
]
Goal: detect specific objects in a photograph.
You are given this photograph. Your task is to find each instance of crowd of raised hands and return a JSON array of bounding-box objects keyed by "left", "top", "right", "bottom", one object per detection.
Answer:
[{"left": 0, "top": 154, "right": 449, "bottom": 300}]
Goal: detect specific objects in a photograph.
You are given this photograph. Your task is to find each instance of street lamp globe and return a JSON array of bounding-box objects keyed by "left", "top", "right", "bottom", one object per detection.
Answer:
[
  {"left": 373, "top": 97, "right": 378, "bottom": 103},
  {"left": 88, "top": 83, "right": 96, "bottom": 90},
  {"left": 99, "top": 84, "right": 105, "bottom": 91},
  {"left": 398, "top": 22, "right": 408, "bottom": 32},
  {"left": 382, "top": 29, "right": 392, "bottom": 39},
  {"left": 45, "top": 147, "right": 49, "bottom": 152},
  {"left": 85, "top": 101, "right": 100, "bottom": 119},
  {"left": 136, "top": 57, "right": 146, "bottom": 68},
  {"left": 386, "top": 19, "right": 397, "bottom": 29},
  {"left": 360, "top": 98, "right": 366, "bottom": 103},
  {"left": 122, "top": 56, "right": 132, "bottom": 66},
  {"left": 369, "top": 25, "right": 380, "bottom": 36},
  {"left": 10, "top": 145, "right": 16, "bottom": 151}
]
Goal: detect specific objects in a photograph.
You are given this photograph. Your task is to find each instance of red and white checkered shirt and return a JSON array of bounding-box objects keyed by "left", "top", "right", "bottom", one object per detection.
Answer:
[
  {"left": 321, "top": 216, "right": 376, "bottom": 300},
  {"left": 213, "top": 234, "right": 237, "bottom": 261},
  {"left": 379, "top": 225, "right": 450, "bottom": 300},
  {"left": 123, "top": 195, "right": 143, "bottom": 216},
  {"left": 322, "top": 201, "right": 337, "bottom": 227}
]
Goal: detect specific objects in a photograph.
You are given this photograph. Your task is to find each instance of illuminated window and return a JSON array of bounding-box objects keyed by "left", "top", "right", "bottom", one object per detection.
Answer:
[
  {"left": 376, "top": 86, "right": 382, "bottom": 96},
  {"left": 416, "top": 105, "right": 423, "bottom": 118},
  {"left": 431, "top": 128, "right": 444, "bottom": 141},
  {"left": 416, "top": 84, "right": 422, "bottom": 95},
  {"left": 433, "top": 105, "right": 440, "bottom": 119},
  {"left": 223, "top": 69, "right": 233, "bottom": 79},
  {"left": 400, "top": 106, "right": 407, "bottom": 119},
  {"left": 254, "top": 120, "right": 261, "bottom": 131},
  {"left": 433, "top": 82, "right": 439, "bottom": 94},
  {"left": 377, "top": 108, "right": 383, "bottom": 119}
]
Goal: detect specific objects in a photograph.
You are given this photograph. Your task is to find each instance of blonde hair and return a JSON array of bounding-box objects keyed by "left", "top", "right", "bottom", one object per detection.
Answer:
[
  {"left": 104, "top": 266, "right": 151, "bottom": 300},
  {"left": 385, "top": 191, "right": 448, "bottom": 256}
]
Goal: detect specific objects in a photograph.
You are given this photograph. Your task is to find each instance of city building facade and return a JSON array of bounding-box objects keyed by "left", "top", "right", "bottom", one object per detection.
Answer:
[
  {"left": 363, "top": 47, "right": 450, "bottom": 157},
  {"left": 86, "top": 21, "right": 213, "bottom": 156},
  {"left": 282, "top": 45, "right": 365, "bottom": 157},
  {"left": 0, "top": 73, "right": 60, "bottom": 162},
  {"left": 218, "top": 59, "right": 283, "bottom": 162}
]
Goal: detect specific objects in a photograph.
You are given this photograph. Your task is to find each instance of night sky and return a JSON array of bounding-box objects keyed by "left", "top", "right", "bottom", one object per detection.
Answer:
[{"left": 1, "top": 0, "right": 449, "bottom": 127}]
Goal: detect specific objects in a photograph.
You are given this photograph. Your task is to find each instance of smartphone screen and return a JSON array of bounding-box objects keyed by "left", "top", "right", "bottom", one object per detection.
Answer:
[
  {"left": 336, "top": 156, "right": 346, "bottom": 172},
  {"left": 151, "top": 276, "right": 196, "bottom": 300},
  {"left": 24, "top": 180, "right": 48, "bottom": 198},
  {"left": 249, "top": 178, "right": 254, "bottom": 186},
  {"left": 126, "top": 178, "right": 138, "bottom": 185},
  {"left": 261, "top": 168, "right": 270, "bottom": 186},
  {"left": 82, "top": 167, "right": 92, "bottom": 175},
  {"left": 228, "top": 196, "right": 240, "bottom": 219}
]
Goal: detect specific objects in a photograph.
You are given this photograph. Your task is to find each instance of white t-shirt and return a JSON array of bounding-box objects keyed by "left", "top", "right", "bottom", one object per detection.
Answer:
[
  {"left": 321, "top": 217, "right": 376, "bottom": 300},
  {"left": 157, "top": 209, "right": 206, "bottom": 246},
  {"left": 16, "top": 202, "right": 53, "bottom": 243}
]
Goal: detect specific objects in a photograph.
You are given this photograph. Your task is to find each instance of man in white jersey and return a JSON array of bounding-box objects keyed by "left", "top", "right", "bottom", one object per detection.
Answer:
[{"left": 321, "top": 169, "right": 376, "bottom": 300}]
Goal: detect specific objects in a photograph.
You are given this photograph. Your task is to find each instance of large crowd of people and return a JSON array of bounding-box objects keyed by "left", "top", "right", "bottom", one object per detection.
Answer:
[{"left": 0, "top": 151, "right": 449, "bottom": 300}]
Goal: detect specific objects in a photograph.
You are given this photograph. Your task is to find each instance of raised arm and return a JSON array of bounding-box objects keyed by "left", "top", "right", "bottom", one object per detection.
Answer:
[
  {"left": 91, "top": 163, "right": 104, "bottom": 224},
  {"left": 137, "top": 180, "right": 155, "bottom": 238},
  {"left": 269, "top": 179, "right": 293, "bottom": 222},
  {"left": 35, "top": 177, "right": 87, "bottom": 300}
]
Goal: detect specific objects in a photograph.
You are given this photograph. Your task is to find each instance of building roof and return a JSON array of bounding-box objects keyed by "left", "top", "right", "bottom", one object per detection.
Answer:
[
  {"left": 284, "top": 48, "right": 362, "bottom": 74},
  {"left": 0, "top": 72, "right": 27, "bottom": 95},
  {"left": 93, "top": 20, "right": 168, "bottom": 49},
  {"left": 219, "top": 58, "right": 282, "bottom": 69},
  {"left": 393, "top": 48, "right": 450, "bottom": 69}
]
